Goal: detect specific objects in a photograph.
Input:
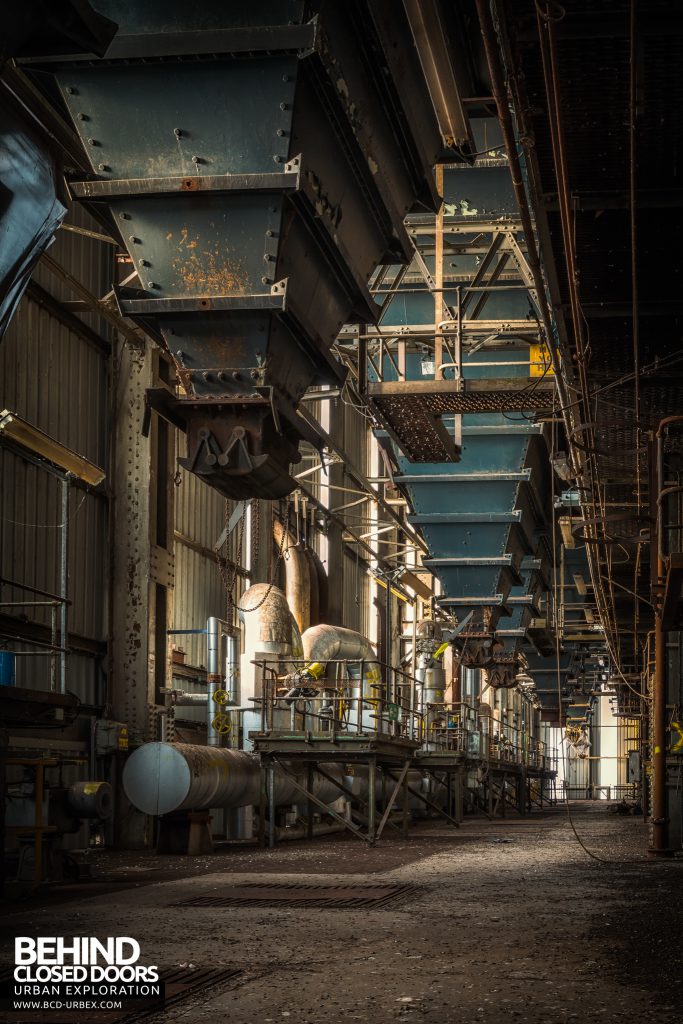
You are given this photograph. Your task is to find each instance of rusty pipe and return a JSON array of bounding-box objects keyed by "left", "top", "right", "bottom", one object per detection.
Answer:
[
  {"left": 309, "top": 546, "right": 329, "bottom": 623},
  {"left": 303, "top": 546, "right": 320, "bottom": 626},
  {"left": 273, "top": 519, "right": 311, "bottom": 633},
  {"left": 651, "top": 611, "right": 667, "bottom": 853},
  {"left": 655, "top": 417, "right": 683, "bottom": 569},
  {"left": 474, "top": 1, "right": 564, "bottom": 392}
]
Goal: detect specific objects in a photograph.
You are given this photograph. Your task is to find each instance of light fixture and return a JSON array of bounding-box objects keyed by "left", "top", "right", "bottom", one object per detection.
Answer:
[{"left": 0, "top": 409, "right": 105, "bottom": 486}]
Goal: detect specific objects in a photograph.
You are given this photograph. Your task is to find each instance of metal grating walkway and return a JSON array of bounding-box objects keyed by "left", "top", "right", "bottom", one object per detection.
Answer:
[{"left": 173, "top": 881, "right": 420, "bottom": 910}]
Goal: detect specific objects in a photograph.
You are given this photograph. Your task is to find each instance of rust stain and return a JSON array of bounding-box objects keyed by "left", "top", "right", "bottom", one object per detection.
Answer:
[{"left": 170, "top": 230, "right": 250, "bottom": 296}]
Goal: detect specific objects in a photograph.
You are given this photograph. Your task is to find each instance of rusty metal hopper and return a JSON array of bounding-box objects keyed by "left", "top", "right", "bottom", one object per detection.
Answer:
[{"left": 23, "top": 0, "right": 442, "bottom": 497}]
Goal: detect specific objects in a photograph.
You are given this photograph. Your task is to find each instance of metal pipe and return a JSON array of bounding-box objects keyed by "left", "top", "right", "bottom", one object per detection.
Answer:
[
  {"left": 122, "top": 742, "right": 347, "bottom": 816},
  {"left": 308, "top": 546, "right": 329, "bottom": 623},
  {"left": 301, "top": 624, "right": 382, "bottom": 730},
  {"left": 652, "top": 612, "right": 667, "bottom": 853},
  {"left": 173, "top": 692, "right": 208, "bottom": 706},
  {"left": 650, "top": 416, "right": 683, "bottom": 854},
  {"left": 474, "top": 1, "right": 564, "bottom": 389},
  {"left": 303, "top": 546, "right": 320, "bottom": 627},
  {"left": 59, "top": 475, "right": 69, "bottom": 695},
  {"left": 239, "top": 583, "right": 302, "bottom": 657},
  {"left": 273, "top": 520, "right": 311, "bottom": 633},
  {"left": 225, "top": 627, "right": 240, "bottom": 706},
  {"left": 206, "top": 616, "right": 221, "bottom": 747}
]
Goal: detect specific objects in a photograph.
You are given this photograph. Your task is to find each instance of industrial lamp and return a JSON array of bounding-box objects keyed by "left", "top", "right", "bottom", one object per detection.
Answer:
[{"left": 0, "top": 409, "right": 105, "bottom": 486}]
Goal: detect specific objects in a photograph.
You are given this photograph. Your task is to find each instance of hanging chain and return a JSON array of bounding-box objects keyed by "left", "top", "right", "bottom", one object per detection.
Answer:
[{"left": 217, "top": 498, "right": 293, "bottom": 615}]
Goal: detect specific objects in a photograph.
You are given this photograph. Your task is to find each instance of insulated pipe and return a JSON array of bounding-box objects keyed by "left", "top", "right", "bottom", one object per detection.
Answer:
[
  {"left": 239, "top": 583, "right": 303, "bottom": 657},
  {"left": 302, "top": 624, "right": 382, "bottom": 730},
  {"left": 122, "top": 742, "right": 346, "bottom": 816},
  {"left": 173, "top": 692, "right": 209, "bottom": 706},
  {"left": 273, "top": 520, "right": 310, "bottom": 633},
  {"left": 302, "top": 624, "right": 380, "bottom": 698}
]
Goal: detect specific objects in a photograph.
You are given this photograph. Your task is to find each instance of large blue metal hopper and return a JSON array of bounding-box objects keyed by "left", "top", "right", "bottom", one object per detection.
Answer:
[{"left": 24, "top": 0, "right": 443, "bottom": 497}]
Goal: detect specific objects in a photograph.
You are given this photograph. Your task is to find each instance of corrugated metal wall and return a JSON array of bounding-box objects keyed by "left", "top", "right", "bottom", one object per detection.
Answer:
[
  {"left": 0, "top": 207, "right": 112, "bottom": 702},
  {"left": 172, "top": 458, "right": 229, "bottom": 669}
]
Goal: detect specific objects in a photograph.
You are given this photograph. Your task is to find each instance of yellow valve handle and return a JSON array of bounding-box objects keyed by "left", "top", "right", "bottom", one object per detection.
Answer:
[
  {"left": 212, "top": 689, "right": 231, "bottom": 705},
  {"left": 211, "top": 713, "right": 232, "bottom": 735},
  {"left": 303, "top": 661, "right": 325, "bottom": 680},
  {"left": 433, "top": 641, "right": 449, "bottom": 660}
]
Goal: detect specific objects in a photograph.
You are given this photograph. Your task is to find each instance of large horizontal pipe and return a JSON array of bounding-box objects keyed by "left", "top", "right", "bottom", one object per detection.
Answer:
[{"left": 122, "top": 743, "right": 346, "bottom": 816}]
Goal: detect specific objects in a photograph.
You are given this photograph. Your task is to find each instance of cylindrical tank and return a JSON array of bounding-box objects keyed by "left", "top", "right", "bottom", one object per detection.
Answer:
[{"left": 122, "top": 742, "right": 345, "bottom": 816}]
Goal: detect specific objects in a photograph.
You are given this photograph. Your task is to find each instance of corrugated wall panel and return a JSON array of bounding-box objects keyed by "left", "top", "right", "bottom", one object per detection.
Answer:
[
  {"left": 0, "top": 206, "right": 112, "bottom": 700},
  {"left": 172, "top": 458, "right": 235, "bottom": 668}
]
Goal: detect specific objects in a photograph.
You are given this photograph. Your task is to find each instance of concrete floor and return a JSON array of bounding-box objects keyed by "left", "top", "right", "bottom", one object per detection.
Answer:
[{"left": 2, "top": 803, "right": 682, "bottom": 1023}]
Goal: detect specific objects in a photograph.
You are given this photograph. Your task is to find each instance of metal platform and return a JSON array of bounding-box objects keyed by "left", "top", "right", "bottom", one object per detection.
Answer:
[
  {"left": 368, "top": 378, "right": 555, "bottom": 462},
  {"left": 250, "top": 731, "right": 420, "bottom": 761}
]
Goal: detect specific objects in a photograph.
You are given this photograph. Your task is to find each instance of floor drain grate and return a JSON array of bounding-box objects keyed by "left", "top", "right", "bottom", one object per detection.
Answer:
[
  {"left": 0, "top": 965, "right": 240, "bottom": 1023},
  {"left": 173, "top": 881, "right": 420, "bottom": 909}
]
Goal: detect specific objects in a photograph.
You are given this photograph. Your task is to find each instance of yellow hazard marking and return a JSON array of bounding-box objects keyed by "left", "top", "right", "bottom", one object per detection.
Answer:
[
  {"left": 530, "top": 341, "right": 555, "bottom": 377},
  {"left": 670, "top": 722, "right": 683, "bottom": 753}
]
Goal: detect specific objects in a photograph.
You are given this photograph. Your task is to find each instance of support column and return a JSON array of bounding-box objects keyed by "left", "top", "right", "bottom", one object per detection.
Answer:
[
  {"left": 326, "top": 400, "right": 344, "bottom": 625},
  {"left": 258, "top": 758, "right": 267, "bottom": 848},
  {"left": 268, "top": 758, "right": 276, "bottom": 849},
  {"left": 368, "top": 756, "right": 377, "bottom": 845},
  {"left": 110, "top": 340, "right": 175, "bottom": 848},
  {"left": 307, "top": 762, "right": 314, "bottom": 840}
]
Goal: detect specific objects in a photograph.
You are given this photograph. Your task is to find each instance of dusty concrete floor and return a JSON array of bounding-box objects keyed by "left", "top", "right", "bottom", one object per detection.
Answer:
[{"left": 2, "top": 803, "right": 683, "bottom": 1023}]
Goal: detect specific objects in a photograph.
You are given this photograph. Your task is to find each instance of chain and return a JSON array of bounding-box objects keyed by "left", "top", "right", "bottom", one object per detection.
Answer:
[{"left": 217, "top": 498, "right": 293, "bottom": 615}]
